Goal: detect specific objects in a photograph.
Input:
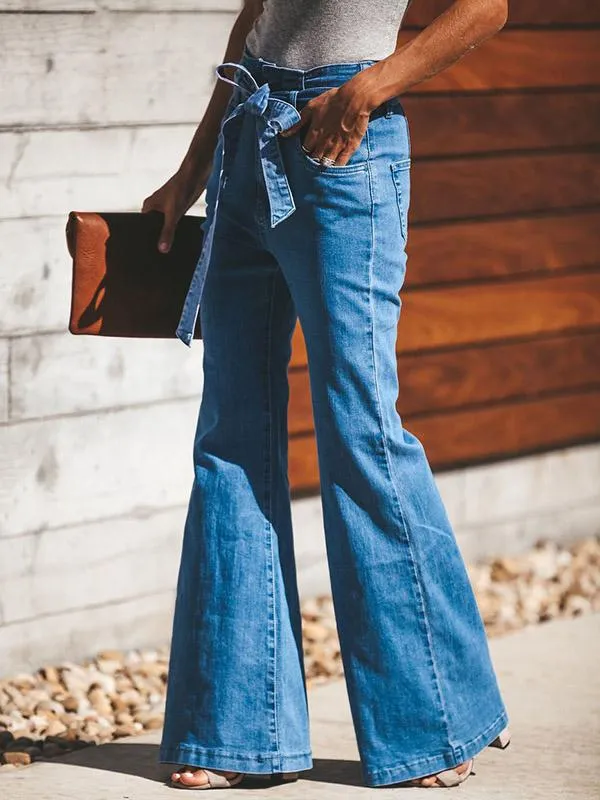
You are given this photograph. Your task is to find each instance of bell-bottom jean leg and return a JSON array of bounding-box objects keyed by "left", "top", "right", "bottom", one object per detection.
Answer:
[
  {"left": 159, "top": 216, "right": 312, "bottom": 774},
  {"left": 268, "top": 121, "right": 509, "bottom": 786}
]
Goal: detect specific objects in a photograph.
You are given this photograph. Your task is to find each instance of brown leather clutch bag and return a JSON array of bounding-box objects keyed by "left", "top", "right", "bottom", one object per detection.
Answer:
[{"left": 66, "top": 210, "right": 205, "bottom": 339}]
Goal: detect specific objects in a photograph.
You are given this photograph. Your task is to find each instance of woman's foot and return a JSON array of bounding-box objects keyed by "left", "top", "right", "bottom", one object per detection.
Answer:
[
  {"left": 401, "top": 758, "right": 474, "bottom": 788},
  {"left": 170, "top": 766, "right": 243, "bottom": 789}
]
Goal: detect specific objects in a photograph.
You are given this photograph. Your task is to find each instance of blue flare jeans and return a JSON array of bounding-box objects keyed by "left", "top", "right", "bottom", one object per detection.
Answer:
[{"left": 159, "top": 44, "right": 509, "bottom": 787}]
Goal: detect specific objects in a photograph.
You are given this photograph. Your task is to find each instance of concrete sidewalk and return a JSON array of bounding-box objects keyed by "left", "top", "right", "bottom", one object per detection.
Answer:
[{"left": 2, "top": 614, "right": 599, "bottom": 799}]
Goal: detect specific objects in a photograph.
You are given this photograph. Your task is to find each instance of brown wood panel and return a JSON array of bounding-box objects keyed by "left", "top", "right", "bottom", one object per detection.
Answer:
[
  {"left": 397, "top": 331, "right": 600, "bottom": 416},
  {"left": 290, "top": 271, "right": 600, "bottom": 368},
  {"left": 400, "top": 271, "right": 600, "bottom": 352},
  {"left": 400, "top": 31, "right": 600, "bottom": 91},
  {"left": 404, "top": 1, "right": 600, "bottom": 28},
  {"left": 289, "top": 436, "right": 321, "bottom": 496},
  {"left": 288, "top": 370, "right": 314, "bottom": 434},
  {"left": 405, "top": 91, "right": 600, "bottom": 157},
  {"left": 289, "top": 331, "right": 600, "bottom": 430},
  {"left": 411, "top": 152, "right": 600, "bottom": 223},
  {"left": 410, "top": 389, "right": 600, "bottom": 469},
  {"left": 406, "top": 211, "right": 600, "bottom": 287},
  {"left": 289, "top": 389, "right": 600, "bottom": 493}
]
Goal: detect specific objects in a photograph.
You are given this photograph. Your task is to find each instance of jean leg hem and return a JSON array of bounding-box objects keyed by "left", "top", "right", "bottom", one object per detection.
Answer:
[
  {"left": 363, "top": 708, "right": 509, "bottom": 787},
  {"left": 159, "top": 744, "right": 313, "bottom": 775}
]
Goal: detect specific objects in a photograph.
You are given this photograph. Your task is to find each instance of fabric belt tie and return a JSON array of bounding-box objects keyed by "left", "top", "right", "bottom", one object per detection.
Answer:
[{"left": 175, "top": 61, "right": 301, "bottom": 346}]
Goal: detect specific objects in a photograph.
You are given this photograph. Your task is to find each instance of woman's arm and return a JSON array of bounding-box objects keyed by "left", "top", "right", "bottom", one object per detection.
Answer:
[
  {"left": 280, "top": 0, "right": 509, "bottom": 165},
  {"left": 177, "top": 0, "right": 264, "bottom": 178},
  {"left": 142, "top": 0, "right": 263, "bottom": 251},
  {"left": 356, "top": 0, "right": 509, "bottom": 111}
]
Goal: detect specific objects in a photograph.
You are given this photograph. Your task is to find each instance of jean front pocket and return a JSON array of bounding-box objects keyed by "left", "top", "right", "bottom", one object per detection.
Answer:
[{"left": 390, "top": 158, "right": 411, "bottom": 242}]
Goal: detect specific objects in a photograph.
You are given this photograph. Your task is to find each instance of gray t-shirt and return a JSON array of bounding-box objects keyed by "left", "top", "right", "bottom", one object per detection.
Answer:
[{"left": 245, "top": 0, "right": 411, "bottom": 70}]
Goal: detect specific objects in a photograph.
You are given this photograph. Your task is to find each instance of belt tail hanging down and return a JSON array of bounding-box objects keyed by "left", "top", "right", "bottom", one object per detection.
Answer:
[{"left": 175, "top": 62, "right": 302, "bottom": 346}]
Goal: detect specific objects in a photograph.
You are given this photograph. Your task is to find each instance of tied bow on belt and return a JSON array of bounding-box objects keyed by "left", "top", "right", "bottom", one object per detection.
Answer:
[{"left": 175, "top": 62, "right": 302, "bottom": 346}]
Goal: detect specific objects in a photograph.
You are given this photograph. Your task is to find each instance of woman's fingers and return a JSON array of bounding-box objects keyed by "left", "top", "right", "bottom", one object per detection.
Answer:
[
  {"left": 158, "top": 214, "right": 175, "bottom": 253},
  {"left": 314, "top": 118, "right": 368, "bottom": 164},
  {"left": 301, "top": 134, "right": 356, "bottom": 166},
  {"left": 298, "top": 123, "right": 335, "bottom": 161},
  {"left": 141, "top": 196, "right": 158, "bottom": 214},
  {"left": 140, "top": 196, "right": 172, "bottom": 253},
  {"left": 325, "top": 139, "right": 360, "bottom": 166},
  {"left": 287, "top": 110, "right": 359, "bottom": 165}
]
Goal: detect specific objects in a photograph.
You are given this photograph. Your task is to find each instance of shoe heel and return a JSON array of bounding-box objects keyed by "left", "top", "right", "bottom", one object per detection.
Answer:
[
  {"left": 267, "top": 772, "right": 299, "bottom": 785},
  {"left": 489, "top": 727, "right": 511, "bottom": 749}
]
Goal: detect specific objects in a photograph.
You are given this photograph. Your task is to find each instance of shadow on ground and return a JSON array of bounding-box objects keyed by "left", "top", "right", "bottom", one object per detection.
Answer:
[{"left": 52, "top": 742, "right": 365, "bottom": 788}]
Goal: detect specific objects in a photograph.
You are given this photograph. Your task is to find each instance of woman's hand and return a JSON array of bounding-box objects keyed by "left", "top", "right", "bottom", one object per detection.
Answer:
[
  {"left": 141, "top": 158, "right": 213, "bottom": 253},
  {"left": 279, "top": 80, "right": 375, "bottom": 166}
]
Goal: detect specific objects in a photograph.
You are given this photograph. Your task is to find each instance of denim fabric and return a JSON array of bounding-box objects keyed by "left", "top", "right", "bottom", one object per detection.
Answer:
[{"left": 161, "top": 46, "right": 509, "bottom": 787}]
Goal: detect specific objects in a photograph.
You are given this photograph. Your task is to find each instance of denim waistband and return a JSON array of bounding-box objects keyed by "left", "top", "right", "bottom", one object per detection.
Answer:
[{"left": 240, "top": 43, "right": 378, "bottom": 92}]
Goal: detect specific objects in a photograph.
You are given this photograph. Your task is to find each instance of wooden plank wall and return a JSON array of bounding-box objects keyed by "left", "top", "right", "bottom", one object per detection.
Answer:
[
  {"left": 288, "top": 1, "right": 600, "bottom": 495},
  {"left": 0, "top": 2, "right": 243, "bottom": 663}
]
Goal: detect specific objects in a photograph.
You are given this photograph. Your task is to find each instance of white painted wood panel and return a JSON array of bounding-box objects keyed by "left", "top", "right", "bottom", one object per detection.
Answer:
[
  {"left": 463, "top": 443, "right": 600, "bottom": 525},
  {"left": 0, "top": 217, "right": 84, "bottom": 336},
  {"left": 456, "top": 500, "right": 600, "bottom": 564},
  {"left": 0, "top": 398, "right": 200, "bottom": 538},
  {"left": 0, "top": 0, "right": 95, "bottom": 8},
  {"left": 0, "top": 339, "right": 8, "bottom": 422},
  {"left": 0, "top": 125, "right": 207, "bottom": 219},
  {"left": 0, "top": 12, "right": 235, "bottom": 127},
  {"left": 0, "top": 590, "right": 176, "bottom": 673},
  {"left": 10, "top": 331, "right": 204, "bottom": 421},
  {"left": 0, "top": 506, "right": 184, "bottom": 625},
  {"left": 0, "top": 1, "right": 240, "bottom": 10},
  {"left": 107, "top": 0, "right": 241, "bottom": 9}
]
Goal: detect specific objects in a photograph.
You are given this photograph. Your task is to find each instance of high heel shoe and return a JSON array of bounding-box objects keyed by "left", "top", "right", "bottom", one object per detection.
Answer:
[
  {"left": 397, "top": 726, "right": 511, "bottom": 788},
  {"left": 169, "top": 768, "right": 299, "bottom": 790},
  {"left": 488, "top": 727, "right": 511, "bottom": 750},
  {"left": 401, "top": 759, "right": 475, "bottom": 788}
]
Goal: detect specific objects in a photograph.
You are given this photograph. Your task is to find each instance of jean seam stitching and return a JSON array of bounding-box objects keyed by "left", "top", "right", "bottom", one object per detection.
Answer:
[
  {"left": 364, "top": 132, "right": 452, "bottom": 750},
  {"left": 264, "top": 271, "right": 281, "bottom": 766},
  {"left": 390, "top": 164, "right": 409, "bottom": 243}
]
